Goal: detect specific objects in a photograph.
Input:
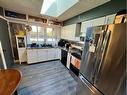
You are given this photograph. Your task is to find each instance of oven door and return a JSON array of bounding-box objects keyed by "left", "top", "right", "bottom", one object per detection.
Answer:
[{"left": 70, "top": 55, "right": 81, "bottom": 76}]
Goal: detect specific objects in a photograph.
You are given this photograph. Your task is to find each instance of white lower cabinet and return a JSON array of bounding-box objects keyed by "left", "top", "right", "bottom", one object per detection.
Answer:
[
  {"left": 27, "top": 49, "right": 38, "bottom": 64},
  {"left": 18, "top": 48, "right": 27, "bottom": 63},
  {"left": 38, "top": 49, "right": 48, "bottom": 62},
  {"left": 55, "top": 49, "right": 61, "bottom": 60},
  {"left": 47, "top": 49, "right": 56, "bottom": 60},
  {"left": 27, "top": 48, "right": 61, "bottom": 64}
]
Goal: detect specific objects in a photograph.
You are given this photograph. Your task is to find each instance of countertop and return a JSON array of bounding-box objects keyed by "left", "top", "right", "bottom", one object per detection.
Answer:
[
  {"left": 26, "top": 47, "right": 61, "bottom": 50},
  {"left": 0, "top": 69, "right": 22, "bottom": 95},
  {"left": 26, "top": 46, "right": 82, "bottom": 60},
  {"left": 26, "top": 46, "right": 70, "bottom": 51}
]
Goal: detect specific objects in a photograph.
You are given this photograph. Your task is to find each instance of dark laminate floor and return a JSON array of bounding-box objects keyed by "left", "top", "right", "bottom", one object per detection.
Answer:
[{"left": 13, "top": 60, "right": 77, "bottom": 95}]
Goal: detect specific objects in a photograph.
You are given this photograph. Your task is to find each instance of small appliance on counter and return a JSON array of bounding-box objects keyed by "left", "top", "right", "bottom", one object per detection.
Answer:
[
  {"left": 80, "top": 36, "right": 85, "bottom": 42},
  {"left": 58, "top": 39, "right": 69, "bottom": 47},
  {"left": 65, "top": 43, "right": 71, "bottom": 50},
  {"left": 31, "top": 43, "right": 37, "bottom": 48}
]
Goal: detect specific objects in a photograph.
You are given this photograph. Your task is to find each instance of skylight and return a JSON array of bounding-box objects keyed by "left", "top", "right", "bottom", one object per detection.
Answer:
[
  {"left": 41, "top": 0, "right": 56, "bottom": 14},
  {"left": 40, "top": 0, "right": 79, "bottom": 17}
]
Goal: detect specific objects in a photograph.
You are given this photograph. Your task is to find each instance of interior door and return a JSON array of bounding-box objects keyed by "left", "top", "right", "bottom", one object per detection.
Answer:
[
  {"left": 0, "top": 18, "right": 14, "bottom": 68},
  {"left": 94, "top": 23, "right": 126, "bottom": 95}
]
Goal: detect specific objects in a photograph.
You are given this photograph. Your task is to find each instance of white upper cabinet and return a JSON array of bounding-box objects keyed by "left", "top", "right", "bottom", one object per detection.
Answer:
[
  {"left": 80, "top": 14, "right": 116, "bottom": 37},
  {"left": 105, "top": 14, "right": 116, "bottom": 24},
  {"left": 92, "top": 17, "right": 106, "bottom": 26},
  {"left": 80, "top": 20, "right": 93, "bottom": 33},
  {"left": 61, "top": 24, "right": 78, "bottom": 41},
  {"left": 80, "top": 20, "right": 93, "bottom": 37}
]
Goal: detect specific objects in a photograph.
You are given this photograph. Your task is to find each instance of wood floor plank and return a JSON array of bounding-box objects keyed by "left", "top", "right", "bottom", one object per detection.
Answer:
[{"left": 13, "top": 60, "right": 77, "bottom": 95}]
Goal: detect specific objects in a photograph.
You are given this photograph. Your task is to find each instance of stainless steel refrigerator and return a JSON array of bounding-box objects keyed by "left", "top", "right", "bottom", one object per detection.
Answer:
[{"left": 78, "top": 23, "right": 126, "bottom": 95}]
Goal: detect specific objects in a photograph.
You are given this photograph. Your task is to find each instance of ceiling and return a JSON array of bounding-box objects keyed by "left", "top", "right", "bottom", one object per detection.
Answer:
[{"left": 0, "top": 0, "right": 110, "bottom": 21}]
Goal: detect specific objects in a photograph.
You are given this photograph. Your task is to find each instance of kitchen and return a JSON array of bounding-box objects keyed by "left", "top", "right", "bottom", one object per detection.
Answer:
[{"left": 0, "top": 0, "right": 126, "bottom": 95}]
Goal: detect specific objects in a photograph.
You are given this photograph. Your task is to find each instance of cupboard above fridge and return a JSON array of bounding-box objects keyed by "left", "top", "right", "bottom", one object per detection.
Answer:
[{"left": 80, "top": 14, "right": 116, "bottom": 37}]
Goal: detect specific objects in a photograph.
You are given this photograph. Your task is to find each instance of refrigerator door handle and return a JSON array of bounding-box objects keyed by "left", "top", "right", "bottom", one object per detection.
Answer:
[
  {"left": 95, "top": 30, "right": 111, "bottom": 83},
  {"left": 92, "top": 31, "right": 104, "bottom": 82}
]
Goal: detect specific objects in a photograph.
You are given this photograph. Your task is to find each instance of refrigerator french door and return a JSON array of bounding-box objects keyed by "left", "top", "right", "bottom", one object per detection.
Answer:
[
  {"left": 80, "top": 25, "right": 106, "bottom": 84},
  {"left": 79, "top": 23, "right": 126, "bottom": 95}
]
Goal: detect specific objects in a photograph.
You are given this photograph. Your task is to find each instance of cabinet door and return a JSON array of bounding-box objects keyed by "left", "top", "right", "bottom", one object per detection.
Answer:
[
  {"left": 38, "top": 49, "right": 48, "bottom": 62},
  {"left": 81, "top": 20, "right": 93, "bottom": 33},
  {"left": 18, "top": 48, "right": 27, "bottom": 62},
  {"left": 105, "top": 14, "right": 116, "bottom": 24},
  {"left": 80, "top": 20, "right": 93, "bottom": 37},
  {"left": 47, "top": 49, "right": 55, "bottom": 60},
  {"left": 27, "top": 49, "right": 38, "bottom": 64},
  {"left": 61, "top": 24, "right": 76, "bottom": 40},
  {"left": 55, "top": 49, "right": 61, "bottom": 59},
  {"left": 69, "top": 24, "right": 76, "bottom": 40},
  {"left": 92, "top": 17, "right": 106, "bottom": 26}
]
